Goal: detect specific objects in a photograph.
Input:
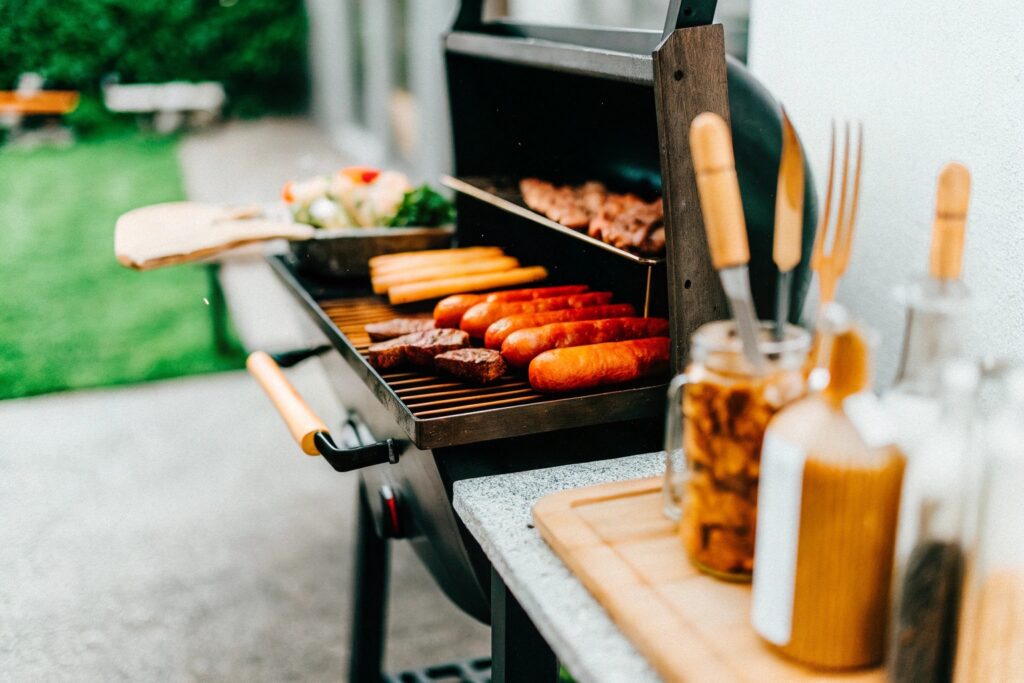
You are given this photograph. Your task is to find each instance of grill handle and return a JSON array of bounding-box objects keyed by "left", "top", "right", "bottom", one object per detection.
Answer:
[{"left": 246, "top": 351, "right": 398, "bottom": 470}]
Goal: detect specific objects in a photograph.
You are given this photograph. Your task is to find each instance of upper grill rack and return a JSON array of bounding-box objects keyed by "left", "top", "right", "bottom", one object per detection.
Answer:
[{"left": 441, "top": 175, "right": 664, "bottom": 266}]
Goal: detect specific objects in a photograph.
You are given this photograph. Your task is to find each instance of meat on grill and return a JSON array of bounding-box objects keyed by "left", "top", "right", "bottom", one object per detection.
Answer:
[
  {"left": 434, "top": 348, "right": 507, "bottom": 384},
  {"left": 368, "top": 328, "right": 470, "bottom": 370},
  {"left": 365, "top": 317, "right": 436, "bottom": 342},
  {"left": 519, "top": 178, "right": 664, "bottom": 256}
]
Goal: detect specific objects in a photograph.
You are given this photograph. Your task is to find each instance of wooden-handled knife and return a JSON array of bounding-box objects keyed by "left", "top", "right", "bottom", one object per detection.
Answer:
[{"left": 689, "top": 112, "right": 766, "bottom": 372}]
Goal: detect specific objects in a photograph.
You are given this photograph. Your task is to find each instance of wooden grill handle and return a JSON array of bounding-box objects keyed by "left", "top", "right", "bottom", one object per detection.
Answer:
[
  {"left": 689, "top": 112, "right": 750, "bottom": 270},
  {"left": 246, "top": 351, "right": 327, "bottom": 456}
]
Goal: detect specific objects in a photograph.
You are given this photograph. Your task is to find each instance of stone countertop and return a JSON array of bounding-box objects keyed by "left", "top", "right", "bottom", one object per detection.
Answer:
[{"left": 453, "top": 453, "right": 665, "bottom": 683}]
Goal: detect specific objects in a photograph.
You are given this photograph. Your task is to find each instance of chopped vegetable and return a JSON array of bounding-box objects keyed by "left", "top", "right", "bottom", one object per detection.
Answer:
[{"left": 389, "top": 185, "right": 456, "bottom": 228}]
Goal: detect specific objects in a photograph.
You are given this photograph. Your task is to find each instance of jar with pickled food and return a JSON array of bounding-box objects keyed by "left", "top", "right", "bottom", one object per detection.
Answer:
[{"left": 663, "top": 320, "right": 810, "bottom": 581}]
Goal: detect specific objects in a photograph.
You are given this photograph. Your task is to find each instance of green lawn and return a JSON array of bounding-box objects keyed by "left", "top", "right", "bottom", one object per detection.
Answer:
[{"left": 0, "top": 135, "right": 245, "bottom": 400}]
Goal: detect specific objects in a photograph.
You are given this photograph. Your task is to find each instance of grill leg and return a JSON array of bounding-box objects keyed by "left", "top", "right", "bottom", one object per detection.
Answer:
[
  {"left": 349, "top": 480, "right": 390, "bottom": 683},
  {"left": 490, "top": 568, "right": 557, "bottom": 683}
]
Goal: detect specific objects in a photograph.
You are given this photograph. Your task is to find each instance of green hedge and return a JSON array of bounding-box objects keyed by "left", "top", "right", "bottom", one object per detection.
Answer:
[{"left": 0, "top": 0, "right": 309, "bottom": 131}]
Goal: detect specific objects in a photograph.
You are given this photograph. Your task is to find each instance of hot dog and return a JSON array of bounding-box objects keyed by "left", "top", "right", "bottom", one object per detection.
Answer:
[
  {"left": 483, "top": 304, "right": 637, "bottom": 349},
  {"left": 501, "top": 317, "right": 669, "bottom": 367},
  {"left": 528, "top": 337, "right": 670, "bottom": 393},
  {"left": 433, "top": 285, "right": 589, "bottom": 329},
  {"left": 484, "top": 284, "right": 589, "bottom": 303},
  {"left": 434, "top": 294, "right": 486, "bottom": 328},
  {"left": 460, "top": 292, "right": 614, "bottom": 338}
]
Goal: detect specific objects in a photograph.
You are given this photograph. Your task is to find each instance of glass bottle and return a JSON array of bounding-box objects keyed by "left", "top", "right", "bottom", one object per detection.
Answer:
[
  {"left": 752, "top": 304, "right": 906, "bottom": 670},
  {"left": 883, "top": 162, "right": 971, "bottom": 448},
  {"left": 953, "top": 368, "right": 1024, "bottom": 681},
  {"left": 888, "top": 359, "right": 980, "bottom": 683}
]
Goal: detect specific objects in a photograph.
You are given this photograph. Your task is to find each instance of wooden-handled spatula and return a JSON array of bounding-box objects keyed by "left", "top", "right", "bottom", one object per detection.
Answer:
[
  {"left": 689, "top": 112, "right": 766, "bottom": 372},
  {"left": 772, "top": 108, "right": 805, "bottom": 338}
]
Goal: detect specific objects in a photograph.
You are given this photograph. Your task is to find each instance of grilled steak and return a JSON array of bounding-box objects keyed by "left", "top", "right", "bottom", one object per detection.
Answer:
[
  {"left": 368, "top": 328, "right": 470, "bottom": 370},
  {"left": 367, "top": 336, "right": 409, "bottom": 371},
  {"left": 405, "top": 329, "right": 471, "bottom": 366},
  {"left": 365, "top": 317, "right": 436, "bottom": 342},
  {"left": 434, "top": 348, "right": 507, "bottom": 384}
]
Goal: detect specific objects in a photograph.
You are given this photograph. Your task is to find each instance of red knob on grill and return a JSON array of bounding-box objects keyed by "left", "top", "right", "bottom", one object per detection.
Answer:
[{"left": 378, "top": 485, "right": 403, "bottom": 538}]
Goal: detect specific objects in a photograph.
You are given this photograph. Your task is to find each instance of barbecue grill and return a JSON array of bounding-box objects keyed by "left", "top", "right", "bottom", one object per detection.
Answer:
[{"left": 251, "top": 2, "right": 818, "bottom": 680}]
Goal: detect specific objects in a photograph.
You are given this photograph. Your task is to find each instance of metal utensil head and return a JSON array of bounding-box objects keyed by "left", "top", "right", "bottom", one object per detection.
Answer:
[
  {"left": 773, "top": 108, "right": 805, "bottom": 274},
  {"left": 810, "top": 121, "right": 864, "bottom": 306}
]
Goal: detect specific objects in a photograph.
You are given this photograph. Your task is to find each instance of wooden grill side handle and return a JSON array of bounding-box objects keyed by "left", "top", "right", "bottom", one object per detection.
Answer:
[{"left": 246, "top": 351, "right": 327, "bottom": 456}]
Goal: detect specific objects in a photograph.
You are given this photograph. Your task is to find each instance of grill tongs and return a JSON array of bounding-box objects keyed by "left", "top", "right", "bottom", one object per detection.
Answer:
[{"left": 246, "top": 351, "right": 399, "bottom": 471}]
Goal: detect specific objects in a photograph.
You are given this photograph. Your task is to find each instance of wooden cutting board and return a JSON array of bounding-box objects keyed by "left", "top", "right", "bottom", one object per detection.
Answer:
[
  {"left": 533, "top": 477, "right": 884, "bottom": 682},
  {"left": 114, "top": 201, "right": 315, "bottom": 270}
]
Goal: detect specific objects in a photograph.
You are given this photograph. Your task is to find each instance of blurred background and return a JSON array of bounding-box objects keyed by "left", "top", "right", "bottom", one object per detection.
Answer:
[{"left": 0, "top": 1, "right": 749, "bottom": 680}]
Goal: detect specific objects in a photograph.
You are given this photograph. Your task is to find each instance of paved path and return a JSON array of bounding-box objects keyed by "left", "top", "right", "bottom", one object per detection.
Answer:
[{"left": 2, "top": 118, "right": 489, "bottom": 681}]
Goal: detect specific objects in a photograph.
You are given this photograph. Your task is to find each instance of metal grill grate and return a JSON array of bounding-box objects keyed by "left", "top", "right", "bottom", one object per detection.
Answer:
[{"left": 319, "top": 297, "right": 547, "bottom": 419}]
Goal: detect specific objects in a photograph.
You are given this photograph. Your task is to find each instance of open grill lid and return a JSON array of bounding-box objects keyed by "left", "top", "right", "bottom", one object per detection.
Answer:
[{"left": 443, "top": 0, "right": 818, "bottom": 370}]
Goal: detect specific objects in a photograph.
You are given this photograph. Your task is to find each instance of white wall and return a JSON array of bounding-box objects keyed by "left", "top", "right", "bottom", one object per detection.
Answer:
[{"left": 748, "top": 1, "right": 1024, "bottom": 384}]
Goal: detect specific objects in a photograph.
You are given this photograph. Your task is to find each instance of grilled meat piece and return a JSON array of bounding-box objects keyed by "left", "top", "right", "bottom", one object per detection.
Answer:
[
  {"left": 588, "top": 193, "right": 644, "bottom": 240},
  {"left": 368, "top": 328, "right": 470, "bottom": 370},
  {"left": 601, "top": 198, "right": 665, "bottom": 255},
  {"left": 367, "top": 336, "right": 408, "bottom": 371},
  {"left": 434, "top": 348, "right": 507, "bottom": 384},
  {"left": 520, "top": 177, "right": 664, "bottom": 256},
  {"left": 365, "top": 317, "right": 436, "bottom": 342},
  {"left": 520, "top": 178, "right": 607, "bottom": 231}
]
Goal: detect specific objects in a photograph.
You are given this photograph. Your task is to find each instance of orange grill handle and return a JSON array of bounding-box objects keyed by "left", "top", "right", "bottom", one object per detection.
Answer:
[{"left": 246, "top": 351, "right": 327, "bottom": 456}]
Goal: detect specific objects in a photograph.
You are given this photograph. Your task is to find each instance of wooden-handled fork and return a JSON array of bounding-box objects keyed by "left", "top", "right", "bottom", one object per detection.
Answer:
[{"left": 810, "top": 122, "right": 864, "bottom": 311}]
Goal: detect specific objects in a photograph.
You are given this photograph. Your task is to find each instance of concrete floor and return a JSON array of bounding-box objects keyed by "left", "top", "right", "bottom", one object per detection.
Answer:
[{"left": 1, "top": 118, "right": 490, "bottom": 681}]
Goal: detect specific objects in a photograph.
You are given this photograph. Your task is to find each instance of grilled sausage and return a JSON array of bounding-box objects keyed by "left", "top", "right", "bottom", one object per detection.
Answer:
[
  {"left": 460, "top": 292, "right": 614, "bottom": 338},
  {"left": 501, "top": 317, "right": 669, "bottom": 367},
  {"left": 528, "top": 337, "right": 670, "bottom": 393},
  {"left": 433, "top": 294, "right": 486, "bottom": 328},
  {"left": 484, "top": 284, "right": 589, "bottom": 302},
  {"left": 483, "top": 303, "right": 637, "bottom": 349},
  {"left": 432, "top": 285, "right": 589, "bottom": 329}
]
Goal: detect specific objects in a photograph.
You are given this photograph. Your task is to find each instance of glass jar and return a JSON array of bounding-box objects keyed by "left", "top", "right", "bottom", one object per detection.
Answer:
[
  {"left": 663, "top": 320, "right": 810, "bottom": 581},
  {"left": 954, "top": 367, "right": 1024, "bottom": 681}
]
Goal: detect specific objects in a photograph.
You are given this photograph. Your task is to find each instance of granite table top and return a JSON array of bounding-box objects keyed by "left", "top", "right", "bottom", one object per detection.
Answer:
[{"left": 453, "top": 452, "right": 665, "bottom": 683}]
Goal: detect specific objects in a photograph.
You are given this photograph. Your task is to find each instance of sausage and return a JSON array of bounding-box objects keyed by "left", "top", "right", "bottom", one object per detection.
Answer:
[
  {"left": 434, "top": 294, "right": 485, "bottom": 328},
  {"left": 528, "top": 337, "right": 670, "bottom": 393},
  {"left": 485, "top": 284, "right": 589, "bottom": 302},
  {"left": 433, "top": 285, "right": 589, "bottom": 329},
  {"left": 501, "top": 317, "right": 669, "bottom": 367},
  {"left": 483, "top": 303, "right": 637, "bottom": 349},
  {"left": 460, "top": 292, "right": 614, "bottom": 338}
]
